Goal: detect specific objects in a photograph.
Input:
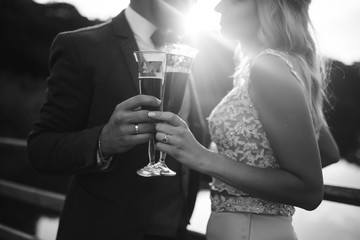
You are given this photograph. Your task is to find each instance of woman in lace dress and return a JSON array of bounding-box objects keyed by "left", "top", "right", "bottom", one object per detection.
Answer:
[{"left": 148, "top": 0, "right": 339, "bottom": 239}]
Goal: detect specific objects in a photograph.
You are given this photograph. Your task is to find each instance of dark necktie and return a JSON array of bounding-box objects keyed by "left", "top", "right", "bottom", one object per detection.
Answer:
[{"left": 151, "top": 29, "right": 180, "bottom": 48}]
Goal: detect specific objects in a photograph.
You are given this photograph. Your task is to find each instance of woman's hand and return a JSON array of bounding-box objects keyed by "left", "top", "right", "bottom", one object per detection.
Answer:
[{"left": 148, "top": 111, "right": 209, "bottom": 172}]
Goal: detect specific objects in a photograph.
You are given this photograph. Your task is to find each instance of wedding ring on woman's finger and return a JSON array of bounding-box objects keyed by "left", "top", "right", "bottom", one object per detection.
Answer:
[
  {"left": 160, "top": 134, "right": 169, "bottom": 144},
  {"left": 134, "top": 124, "right": 139, "bottom": 134}
]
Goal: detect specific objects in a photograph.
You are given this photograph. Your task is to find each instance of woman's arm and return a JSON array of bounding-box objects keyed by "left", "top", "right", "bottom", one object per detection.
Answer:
[
  {"left": 203, "top": 56, "right": 323, "bottom": 210},
  {"left": 150, "top": 55, "right": 324, "bottom": 210}
]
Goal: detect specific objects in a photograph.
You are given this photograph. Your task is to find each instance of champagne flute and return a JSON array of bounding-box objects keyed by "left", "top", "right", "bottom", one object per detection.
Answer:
[
  {"left": 155, "top": 44, "right": 198, "bottom": 176},
  {"left": 133, "top": 51, "right": 167, "bottom": 177}
]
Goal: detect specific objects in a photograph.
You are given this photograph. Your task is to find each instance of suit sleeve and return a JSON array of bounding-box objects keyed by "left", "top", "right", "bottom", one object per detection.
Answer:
[{"left": 27, "top": 32, "right": 103, "bottom": 175}]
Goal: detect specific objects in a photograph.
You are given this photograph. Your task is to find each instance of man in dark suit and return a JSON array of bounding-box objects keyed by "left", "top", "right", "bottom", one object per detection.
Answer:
[{"left": 27, "top": 0, "right": 203, "bottom": 239}]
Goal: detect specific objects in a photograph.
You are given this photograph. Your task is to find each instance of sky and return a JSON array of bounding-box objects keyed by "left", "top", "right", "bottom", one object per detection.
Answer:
[{"left": 34, "top": 0, "right": 360, "bottom": 65}]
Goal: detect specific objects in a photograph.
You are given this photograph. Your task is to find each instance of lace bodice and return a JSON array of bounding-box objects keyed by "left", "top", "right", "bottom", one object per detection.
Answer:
[{"left": 207, "top": 49, "right": 304, "bottom": 216}]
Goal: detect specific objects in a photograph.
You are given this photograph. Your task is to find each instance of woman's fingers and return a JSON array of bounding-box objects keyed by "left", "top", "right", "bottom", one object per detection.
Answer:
[
  {"left": 155, "top": 140, "right": 174, "bottom": 155},
  {"left": 148, "top": 111, "right": 192, "bottom": 160},
  {"left": 148, "top": 111, "right": 186, "bottom": 127},
  {"left": 155, "top": 122, "right": 179, "bottom": 135},
  {"left": 156, "top": 132, "right": 172, "bottom": 144},
  {"left": 131, "top": 134, "right": 154, "bottom": 144}
]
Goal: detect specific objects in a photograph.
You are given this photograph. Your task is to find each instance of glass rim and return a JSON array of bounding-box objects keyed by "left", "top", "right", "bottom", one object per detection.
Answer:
[
  {"left": 133, "top": 49, "right": 198, "bottom": 59},
  {"left": 134, "top": 50, "right": 167, "bottom": 54},
  {"left": 166, "top": 52, "right": 198, "bottom": 59}
]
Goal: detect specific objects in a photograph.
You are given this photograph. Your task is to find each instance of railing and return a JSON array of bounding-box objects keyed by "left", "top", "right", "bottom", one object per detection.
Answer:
[
  {"left": 0, "top": 179, "right": 64, "bottom": 240},
  {"left": 1, "top": 137, "right": 360, "bottom": 240}
]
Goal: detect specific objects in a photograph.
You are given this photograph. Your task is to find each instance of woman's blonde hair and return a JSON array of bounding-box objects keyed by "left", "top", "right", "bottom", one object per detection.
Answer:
[{"left": 254, "top": 0, "right": 329, "bottom": 132}]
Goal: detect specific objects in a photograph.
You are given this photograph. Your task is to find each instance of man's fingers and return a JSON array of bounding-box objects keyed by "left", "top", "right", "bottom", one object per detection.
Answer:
[
  {"left": 126, "top": 123, "right": 156, "bottom": 135},
  {"left": 120, "top": 95, "right": 161, "bottom": 110},
  {"left": 127, "top": 133, "right": 154, "bottom": 145}
]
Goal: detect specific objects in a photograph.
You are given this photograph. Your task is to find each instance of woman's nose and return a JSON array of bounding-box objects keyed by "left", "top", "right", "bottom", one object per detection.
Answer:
[{"left": 215, "top": 0, "right": 226, "bottom": 13}]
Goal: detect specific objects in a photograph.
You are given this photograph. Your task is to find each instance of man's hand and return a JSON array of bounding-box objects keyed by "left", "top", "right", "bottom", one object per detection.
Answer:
[{"left": 100, "top": 95, "right": 161, "bottom": 155}]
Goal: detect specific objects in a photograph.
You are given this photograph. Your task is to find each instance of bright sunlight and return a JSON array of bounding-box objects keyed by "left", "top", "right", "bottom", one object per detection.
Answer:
[{"left": 34, "top": 0, "right": 360, "bottom": 65}]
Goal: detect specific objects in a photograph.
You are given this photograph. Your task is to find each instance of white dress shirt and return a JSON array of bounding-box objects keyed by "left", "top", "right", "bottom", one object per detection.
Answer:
[{"left": 125, "top": 6, "right": 158, "bottom": 51}]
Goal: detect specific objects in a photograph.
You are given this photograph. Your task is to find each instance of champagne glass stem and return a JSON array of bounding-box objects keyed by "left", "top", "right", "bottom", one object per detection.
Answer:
[
  {"left": 148, "top": 138, "right": 156, "bottom": 165},
  {"left": 159, "top": 151, "right": 167, "bottom": 163}
]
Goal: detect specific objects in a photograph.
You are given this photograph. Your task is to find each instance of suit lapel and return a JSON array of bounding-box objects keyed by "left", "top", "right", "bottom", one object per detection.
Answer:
[{"left": 111, "top": 11, "right": 139, "bottom": 93}]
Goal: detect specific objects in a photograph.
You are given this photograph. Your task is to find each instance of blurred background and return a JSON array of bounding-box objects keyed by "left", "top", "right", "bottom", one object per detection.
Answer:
[{"left": 0, "top": 0, "right": 359, "bottom": 239}]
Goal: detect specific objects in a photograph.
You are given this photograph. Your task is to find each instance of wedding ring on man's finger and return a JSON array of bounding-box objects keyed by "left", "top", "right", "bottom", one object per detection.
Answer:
[
  {"left": 160, "top": 134, "right": 169, "bottom": 144},
  {"left": 134, "top": 124, "right": 139, "bottom": 134}
]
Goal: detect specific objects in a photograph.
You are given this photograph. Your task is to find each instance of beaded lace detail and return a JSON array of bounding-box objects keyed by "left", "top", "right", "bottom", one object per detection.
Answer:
[{"left": 208, "top": 49, "right": 302, "bottom": 217}]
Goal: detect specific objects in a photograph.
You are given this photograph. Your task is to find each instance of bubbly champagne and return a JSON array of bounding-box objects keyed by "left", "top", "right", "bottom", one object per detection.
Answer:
[
  {"left": 139, "top": 78, "right": 162, "bottom": 111},
  {"left": 163, "top": 72, "right": 189, "bottom": 114}
]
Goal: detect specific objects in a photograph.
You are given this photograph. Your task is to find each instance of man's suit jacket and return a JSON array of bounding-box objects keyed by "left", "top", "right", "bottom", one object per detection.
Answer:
[{"left": 28, "top": 11, "right": 201, "bottom": 240}]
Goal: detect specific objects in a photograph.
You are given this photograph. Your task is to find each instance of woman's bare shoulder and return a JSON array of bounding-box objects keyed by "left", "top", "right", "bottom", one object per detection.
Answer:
[{"left": 249, "top": 54, "right": 305, "bottom": 101}]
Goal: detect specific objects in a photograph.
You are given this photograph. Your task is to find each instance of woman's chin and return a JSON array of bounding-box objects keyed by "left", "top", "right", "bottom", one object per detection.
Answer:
[{"left": 219, "top": 28, "right": 238, "bottom": 40}]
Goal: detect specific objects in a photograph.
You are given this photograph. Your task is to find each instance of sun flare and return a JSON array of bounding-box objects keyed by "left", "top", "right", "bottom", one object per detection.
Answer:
[
  {"left": 33, "top": 0, "right": 360, "bottom": 64},
  {"left": 185, "top": 0, "right": 220, "bottom": 33}
]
